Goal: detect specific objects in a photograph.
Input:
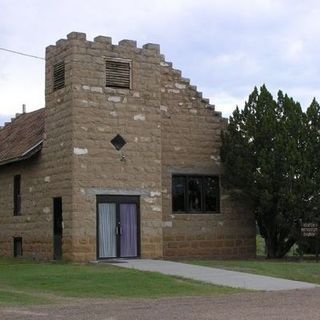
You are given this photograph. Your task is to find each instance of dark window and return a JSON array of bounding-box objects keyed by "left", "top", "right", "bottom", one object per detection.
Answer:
[
  {"left": 110, "top": 134, "right": 126, "bottom": 151},
  {"left": 172, "top": 175, "right": 220, "bottom": 213},
  {"left": 13, "top": 237, "right": 23, "bottom": 257},
  {"left": 13, "top": 175, "right": 21, "bottom": 216},
  {"left": 106, "top": 60, "right": 131, "bottom": 89},
  {"left": 53, "top": 197, "right": 63, "bottom": 260},
  {"left": 53, "top": 61, "right": 65, "bottom": 91}
]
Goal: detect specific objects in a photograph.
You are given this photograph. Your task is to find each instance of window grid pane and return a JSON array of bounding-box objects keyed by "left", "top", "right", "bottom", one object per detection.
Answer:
[
  {"left": 188, "top": 176, "right": 202, "bottom": 212},
  {"left": 172, "top": 175, "right": 220, "bottom": 213},
  {"left": 204, "top": 176, "right": 220, "bottom": 212},
  {"left": 172, "top": 176, "right": 186, "bottom": 212}
]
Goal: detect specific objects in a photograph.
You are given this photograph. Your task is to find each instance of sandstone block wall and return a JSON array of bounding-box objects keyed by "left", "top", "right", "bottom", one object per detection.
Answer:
[
  {"left": 0, "top": 92, "right": 74, "bottom": 260},
  {"left": 159, "top": 56, "right": 256, "bottom": 259},
  {"left": 0, "top": 32, "right": 256, "bottom": 262},
  {"left": 0, "top": 157, "right": 51, "bottom": 259}
]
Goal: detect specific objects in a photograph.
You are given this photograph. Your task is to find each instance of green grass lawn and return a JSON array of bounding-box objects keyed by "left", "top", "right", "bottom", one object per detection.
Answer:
[
  {"left": 186, "top": 259, "right": 320, "bottom": 284},
  {"left": 0, "top": 289, "right": 53, "bottom": 306},
  {"left": 0, "top": 258, "right": 241, "bottom": 306}
]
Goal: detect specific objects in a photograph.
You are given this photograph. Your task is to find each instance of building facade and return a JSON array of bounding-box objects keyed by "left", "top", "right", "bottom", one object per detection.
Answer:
[{"left": 0, "top": 32, "right": 256, "bottom": 261}]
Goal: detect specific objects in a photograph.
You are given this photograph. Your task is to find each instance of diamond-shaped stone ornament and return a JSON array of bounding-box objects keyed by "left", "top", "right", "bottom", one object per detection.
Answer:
[{"left": 110, "top": 134, "right": 126, "bottom": 151}]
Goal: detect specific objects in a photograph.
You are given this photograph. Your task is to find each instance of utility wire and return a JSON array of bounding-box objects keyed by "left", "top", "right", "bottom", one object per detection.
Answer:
[{"left": 0, "top": 47, "right": 44, "bottom": 60}]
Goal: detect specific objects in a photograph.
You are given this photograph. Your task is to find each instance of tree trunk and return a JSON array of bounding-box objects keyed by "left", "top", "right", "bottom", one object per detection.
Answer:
[{"left": 265, "top": 235, "right": 296, "bottom": 258}]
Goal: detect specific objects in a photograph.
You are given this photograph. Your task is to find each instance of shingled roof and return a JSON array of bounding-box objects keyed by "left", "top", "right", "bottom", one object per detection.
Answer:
[{"left": 0, "top": 108, "right": 45, "bottom": 166}]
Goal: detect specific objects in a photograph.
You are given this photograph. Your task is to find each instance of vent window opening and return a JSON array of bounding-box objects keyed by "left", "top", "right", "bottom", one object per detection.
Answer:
[
  {"left": 106, "top": 60, "right": 131, "bottom": 89},
  {"left": 13, "top": 237, "right": 23, "bottom": 257},
  {"left": 13, "top": 175, "right": 21, "bottom": 216},
  {"left": 53, "top": 197, "right": 63, "bottom": 260},
  {"left": 53, "top": 61, "right": 65, "bottom": 91}
]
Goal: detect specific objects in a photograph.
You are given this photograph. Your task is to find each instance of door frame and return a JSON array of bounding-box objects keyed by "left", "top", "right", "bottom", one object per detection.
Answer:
[{"left": 96, "top": 195, "right": 140, "bottom": 260}]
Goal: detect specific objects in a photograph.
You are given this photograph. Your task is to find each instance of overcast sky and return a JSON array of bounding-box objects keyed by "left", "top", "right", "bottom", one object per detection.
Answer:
[{"left": 1, "top": 0, "right": 320, "bottom": 126}]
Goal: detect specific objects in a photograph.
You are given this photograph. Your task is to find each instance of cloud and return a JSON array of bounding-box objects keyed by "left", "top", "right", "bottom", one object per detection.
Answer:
[
  {"left": 283, "top": 40, "right": 305, "bottom": 63},
  {"left": 1, "top": 0, "right": 320, "bottom": 125},
  {"left": 207, "top": 91, "right": 247, "bottom": 118},
  {"left": 0, "top": 115, "right": 10, "bottom": 126}
]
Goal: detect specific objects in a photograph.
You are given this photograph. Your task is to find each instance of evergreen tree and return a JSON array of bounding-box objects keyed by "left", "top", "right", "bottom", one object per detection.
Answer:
[
  {"left": 221, "top": 85, "right": 309, "bottom": 258},
  {"left": 305, "top": 99, "right": 320, "bottom": 223}
]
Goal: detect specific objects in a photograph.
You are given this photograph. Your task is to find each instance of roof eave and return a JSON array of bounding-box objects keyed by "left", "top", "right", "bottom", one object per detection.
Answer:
[{"left": 0, "top": 140, "right": 43, "bottom": 167}]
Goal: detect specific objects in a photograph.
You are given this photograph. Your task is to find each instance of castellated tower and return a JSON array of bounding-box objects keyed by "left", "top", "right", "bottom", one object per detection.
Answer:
[{"left": 45, "top": 32, "right": 163, "bottom": 261}]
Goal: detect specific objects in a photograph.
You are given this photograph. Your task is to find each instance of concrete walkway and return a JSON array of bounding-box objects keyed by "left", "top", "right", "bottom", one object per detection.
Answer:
[{"left": 110, "top": 259, "right": 319, "bottom": 291}]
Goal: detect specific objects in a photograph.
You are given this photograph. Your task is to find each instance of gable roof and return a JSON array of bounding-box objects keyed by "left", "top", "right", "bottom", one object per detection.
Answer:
[{"left": 0, "top": 108, "right": 45, "bottom": 166}]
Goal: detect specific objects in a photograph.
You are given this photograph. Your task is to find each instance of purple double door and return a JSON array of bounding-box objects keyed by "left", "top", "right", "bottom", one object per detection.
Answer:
[{"left": 97, "top": 196, "right": 139, "bottom": 259}]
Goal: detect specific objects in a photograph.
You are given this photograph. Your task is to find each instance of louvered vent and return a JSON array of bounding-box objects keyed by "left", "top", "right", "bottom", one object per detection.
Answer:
[
  {"left": 53, "top": 62, "right": 65, "bottom": 91},
  {"left": 106, "top": 60, "right": 131, "bottom": 89}
]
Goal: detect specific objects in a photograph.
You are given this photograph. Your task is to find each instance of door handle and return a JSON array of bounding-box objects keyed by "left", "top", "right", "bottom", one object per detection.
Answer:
[{"left": 115, "top": 224, "right": 122, "bottom": 236}]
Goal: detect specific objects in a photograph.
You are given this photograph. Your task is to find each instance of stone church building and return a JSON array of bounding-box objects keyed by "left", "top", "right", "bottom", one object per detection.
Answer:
[{"left": 0, "top": 32, "right": 255, "bottom": 261}]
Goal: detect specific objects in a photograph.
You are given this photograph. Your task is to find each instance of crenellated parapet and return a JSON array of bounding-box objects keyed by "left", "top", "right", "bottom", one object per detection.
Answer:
[{"left": 45, "top": 32, "right": 225, "bottom": 120}]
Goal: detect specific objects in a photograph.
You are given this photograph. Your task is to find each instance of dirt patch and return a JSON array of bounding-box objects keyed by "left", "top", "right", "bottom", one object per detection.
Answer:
[{"left": 1, "top": 288, "right": 320, "bottom": 320}]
